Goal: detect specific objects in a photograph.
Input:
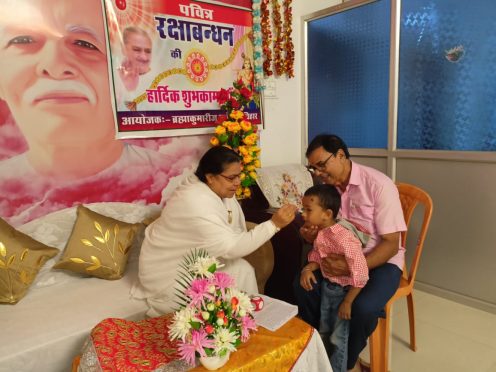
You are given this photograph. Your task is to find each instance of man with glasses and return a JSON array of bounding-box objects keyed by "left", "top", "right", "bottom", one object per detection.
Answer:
[{"left": 295, "top": 134, "right": 406, "bottom": 372}]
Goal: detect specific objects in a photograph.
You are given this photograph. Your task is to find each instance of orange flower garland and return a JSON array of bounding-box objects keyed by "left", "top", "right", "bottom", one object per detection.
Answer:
[
  {"left": 283, "top": 0, "right": 294, "bottom": 77},
  {"left": 257, "top": 0, "right": 294, "bottom": 78},
  {"left": 272, "top": 0, "right": 284, "bottom": 76},
  {"left": 261, "top": 0, "right": 272, "bottom": 77}
]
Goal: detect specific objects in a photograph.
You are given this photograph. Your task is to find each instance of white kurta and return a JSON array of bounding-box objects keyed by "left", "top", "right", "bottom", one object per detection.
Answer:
[{"left": 132, "top": 174, "right": 278, "bottom": 317}]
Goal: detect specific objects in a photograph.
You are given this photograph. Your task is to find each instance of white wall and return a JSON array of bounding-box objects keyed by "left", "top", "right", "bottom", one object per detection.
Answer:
[{"left": 259, "top": 0, "right": 342, "bottom": 167}]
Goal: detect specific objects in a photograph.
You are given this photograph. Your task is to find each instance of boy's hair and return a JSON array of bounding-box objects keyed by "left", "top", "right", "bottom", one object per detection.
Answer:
[{"left": 304, "top": 184, "right": 341, "bottom": 219}]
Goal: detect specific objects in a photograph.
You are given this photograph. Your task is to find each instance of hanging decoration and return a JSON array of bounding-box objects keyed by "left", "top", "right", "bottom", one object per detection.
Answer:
[
  {"left": 282, "top": 0, "right": 294, "bottom": 77},
  {"left": 252, "top": 0, "right": 294, "bottom": 81},
  {"left": 260, "top": 0, "right": 273, "bottom": 77},
  {"left": 272, "top": 0, "right": 284, "bottom": 76},
  {"left": 251, "top": 0, "right": 265, "bottom": 89}
]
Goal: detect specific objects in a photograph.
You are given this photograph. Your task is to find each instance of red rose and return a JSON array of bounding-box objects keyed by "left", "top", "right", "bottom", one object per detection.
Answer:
[
  {"left": 230, "top": 97, "right": 240, "bottom": 109},
  {"left": 217, "top": 88, "right": 230, "bottom": 105},
  {"left": 240, "top": 86, "right": 252, "bottom": 100},
  {"left": 205, "top": 324, "right": 215, "bottom": 334},
  {"left": 216, "top": 114, "right": 227, "bottom": 124}
]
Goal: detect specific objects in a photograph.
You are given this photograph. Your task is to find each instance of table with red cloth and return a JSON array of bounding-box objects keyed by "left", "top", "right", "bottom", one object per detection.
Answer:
[{"left": 73, "top": 314, "right": 332, "bottom": 371}]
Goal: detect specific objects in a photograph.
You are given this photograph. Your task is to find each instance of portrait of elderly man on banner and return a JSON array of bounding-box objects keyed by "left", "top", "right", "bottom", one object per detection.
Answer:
[
  {"left": 104, "top": 0, "right": 263, "bottom": 139},
  {"left": 0, "top": 0, "right": 207, "bottom": 226}
]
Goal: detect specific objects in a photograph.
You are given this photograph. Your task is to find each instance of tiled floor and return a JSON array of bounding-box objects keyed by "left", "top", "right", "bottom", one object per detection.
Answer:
[{"left": 359, "top": 289, "right": 496, "bottom": 372}]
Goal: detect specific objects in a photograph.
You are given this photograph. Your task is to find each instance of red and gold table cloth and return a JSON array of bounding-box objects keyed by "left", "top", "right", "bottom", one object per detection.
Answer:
[{"left": 75, "top": 315, "right": 313, "bottom": 371}]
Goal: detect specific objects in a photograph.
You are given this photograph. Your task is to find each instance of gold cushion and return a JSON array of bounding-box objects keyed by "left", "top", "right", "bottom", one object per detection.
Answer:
[
  {"left": 53, "top": 205, "right": 141, "bottom": 280},
  {"left": 0, "top": 217, "right": 59, "bottom": 304}
]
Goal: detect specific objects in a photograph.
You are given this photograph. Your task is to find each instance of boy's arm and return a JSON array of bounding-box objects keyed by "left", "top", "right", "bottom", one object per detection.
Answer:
[
  {"left": 343, "top": 286, "right": 362, "bottom": 304},
  {"left": 302, "top": 262, "right": 320, "bottom": 272},
  {"left": 339, "top": 286, "right": 362, "bottom": 320}
]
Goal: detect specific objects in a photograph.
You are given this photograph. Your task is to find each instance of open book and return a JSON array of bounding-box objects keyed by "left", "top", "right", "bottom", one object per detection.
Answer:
[{"left": 253, "top": 295, "right": 299, "bottom": 331}]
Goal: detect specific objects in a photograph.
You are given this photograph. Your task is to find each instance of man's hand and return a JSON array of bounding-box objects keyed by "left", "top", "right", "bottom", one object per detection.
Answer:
[
  {"left": 321, "top": 253, "right": 350, "bottom": 277},
  {"left": 300, "top": 222, "right": 319, "bottom": 243}
]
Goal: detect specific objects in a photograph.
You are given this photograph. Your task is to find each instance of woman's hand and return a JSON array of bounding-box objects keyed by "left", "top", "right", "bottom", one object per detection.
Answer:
[
  {"left": 271, "top": 204, "right": 298, "bottom": 229},
  {"left": 321, "top": 253, "right": 350, "bottom": 277},
  {"left": 300, "top": 222, "right": 319, "bottom": 243}
]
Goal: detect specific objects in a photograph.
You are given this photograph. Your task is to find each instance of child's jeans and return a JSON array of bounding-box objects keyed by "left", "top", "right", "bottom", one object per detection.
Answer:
[{"left": 319, "top": 279, "right": 349, "bottom": 372}]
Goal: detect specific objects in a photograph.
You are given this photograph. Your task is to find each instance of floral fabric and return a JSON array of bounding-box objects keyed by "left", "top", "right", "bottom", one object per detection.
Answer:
[
  {"left": 86, "top": 315, "right": 189, "bottom": 372},
  {"left": 256, "top": 164, "right": 313, "bottom": 210}
]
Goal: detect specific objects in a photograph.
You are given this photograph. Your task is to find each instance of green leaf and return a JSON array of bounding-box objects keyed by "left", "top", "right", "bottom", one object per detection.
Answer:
[
  {"left": 232, "top": 135, "right": 240, "bottom": 148},
  {"left": 207, "top": 264, "right": 216, "bottom": 273},
  {"left": 190, "top": 321, "right": 201, "bottom": 330},
  {"left": 219, "top": 133, "right": 229, "bottom": 144}
]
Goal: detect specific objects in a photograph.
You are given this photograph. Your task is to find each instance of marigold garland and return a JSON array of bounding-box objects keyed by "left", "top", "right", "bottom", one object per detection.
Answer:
[
  {"left": 260, "top": 0, "right": 272, "bottom": 77},
  {"left": 272, "top": 0, "right": 284, "bottom": 76},
  {"left": 282, "top": 0, "right": 294, "bottom": 77},
  {"left": 255, "top": 0, "right": 294, "bottom": 79}
]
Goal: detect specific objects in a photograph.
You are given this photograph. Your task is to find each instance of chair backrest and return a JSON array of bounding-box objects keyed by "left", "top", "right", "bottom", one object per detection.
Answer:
[{"left": 396, "top": 183, "right": 433, "bottom": 285}]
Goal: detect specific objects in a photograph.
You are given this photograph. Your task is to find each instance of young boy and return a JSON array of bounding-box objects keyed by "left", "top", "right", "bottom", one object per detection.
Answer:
[{"left": 300, "top": 184, "right": 369, "bottom": 372}]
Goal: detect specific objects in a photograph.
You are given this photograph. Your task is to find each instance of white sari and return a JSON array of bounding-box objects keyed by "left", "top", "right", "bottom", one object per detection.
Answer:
[{"left": 132, "top": 174, "right": 277, "bottom": 317}]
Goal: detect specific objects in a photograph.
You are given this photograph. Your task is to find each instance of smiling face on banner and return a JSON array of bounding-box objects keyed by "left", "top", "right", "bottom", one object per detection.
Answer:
[{"left": 0, "top": 0, "right": 208, "bottom": 227}]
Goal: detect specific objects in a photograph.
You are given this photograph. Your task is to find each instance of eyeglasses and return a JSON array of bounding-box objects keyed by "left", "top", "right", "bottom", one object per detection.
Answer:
[
  {"left": 219, "top": 173, "right": 241, "bottom": 182},
  {"left": 306, "top": 153, "right": 334, "bottom": 173}
]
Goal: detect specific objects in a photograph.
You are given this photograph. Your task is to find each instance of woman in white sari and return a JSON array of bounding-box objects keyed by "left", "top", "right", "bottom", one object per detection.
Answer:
[{"left": 133, "top": 146, "right": 297, "bottom": 317}]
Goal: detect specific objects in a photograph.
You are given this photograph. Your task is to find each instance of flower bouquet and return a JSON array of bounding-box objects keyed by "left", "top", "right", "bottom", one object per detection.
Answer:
[
  {"left": 211, "top": 79, "right": 261, "bottom": 199},
  {"left": 168, "top": 249, "right": 257, "bottom": 370}
]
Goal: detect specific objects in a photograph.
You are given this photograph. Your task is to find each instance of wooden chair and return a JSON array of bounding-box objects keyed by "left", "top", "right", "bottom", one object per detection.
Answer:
[{"left": 368, "top": 183, "right": 433, "bottom": 372}]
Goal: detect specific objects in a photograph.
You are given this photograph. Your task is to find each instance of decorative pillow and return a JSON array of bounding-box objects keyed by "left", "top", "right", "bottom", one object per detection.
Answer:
[
  {"left": 0, "top": 217, "right": 59, "bottom": 304},
  {"left": 256, "top": 164, "right": 313, "bottom": 210},
  {"left": 53, "top": 205, "right": 141, "bottom": 280}
]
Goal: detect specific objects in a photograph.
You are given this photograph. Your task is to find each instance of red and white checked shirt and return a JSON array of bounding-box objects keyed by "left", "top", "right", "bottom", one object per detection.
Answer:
[{"left": 308, "top": 223, "right": 369, "bottom": 288}]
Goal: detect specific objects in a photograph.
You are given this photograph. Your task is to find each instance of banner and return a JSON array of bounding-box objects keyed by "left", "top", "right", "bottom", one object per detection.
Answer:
[
  {"left": 104, "top": 0, "right": 263, "bottom": 138},
  {"left": 0, "top": 0, "right": 207, "bottom": 226}
]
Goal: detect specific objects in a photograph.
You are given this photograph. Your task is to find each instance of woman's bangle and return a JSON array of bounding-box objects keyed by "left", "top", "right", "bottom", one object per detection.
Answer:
[{"left": 301, "top": 267, "right": 314, "bottom": 272}]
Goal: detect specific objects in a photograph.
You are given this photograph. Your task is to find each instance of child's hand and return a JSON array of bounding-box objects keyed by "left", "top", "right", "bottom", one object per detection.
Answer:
[
  {"left": 338, "top": 301, "right": 352, "bottom": 320},
  {"left": 300, "top": 269, "right": 317, "bottom": 291}
]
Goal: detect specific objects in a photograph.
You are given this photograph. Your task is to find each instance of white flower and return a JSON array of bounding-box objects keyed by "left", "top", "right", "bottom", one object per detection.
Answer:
[
  {"left": 169, "top": 307, "right": 195, "bottom": 341},
  {"left": 213, "top": 327, "right": 238, "bottom": 355},
  {"left": 228, "top": 288, "right": 254, "bottom": 315},
  {"left": 191, "top": 256, "right": 224, "bottom": 278}
]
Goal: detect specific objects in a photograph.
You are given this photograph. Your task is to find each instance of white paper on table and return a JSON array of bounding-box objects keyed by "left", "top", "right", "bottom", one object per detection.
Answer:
[{"left": 253, "top": 295, "right": 298, "bottom": 331}]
